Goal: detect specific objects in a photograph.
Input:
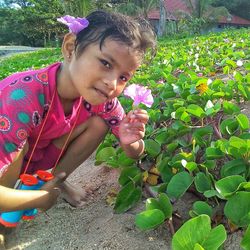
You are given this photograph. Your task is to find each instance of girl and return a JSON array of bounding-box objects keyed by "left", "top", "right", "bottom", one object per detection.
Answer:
[{"left": 0, "top": 11, "right": 156, "bottom": 215}]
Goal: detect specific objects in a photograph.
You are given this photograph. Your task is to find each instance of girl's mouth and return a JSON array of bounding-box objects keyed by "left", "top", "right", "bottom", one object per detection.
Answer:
[{"left": 95, "top": 88, "right": 108, "bottom": 99}]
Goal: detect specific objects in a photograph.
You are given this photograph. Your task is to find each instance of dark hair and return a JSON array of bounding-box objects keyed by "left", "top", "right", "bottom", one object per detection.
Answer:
[{"left": 75, "top": 10, "right": 156, "bottom": 59}]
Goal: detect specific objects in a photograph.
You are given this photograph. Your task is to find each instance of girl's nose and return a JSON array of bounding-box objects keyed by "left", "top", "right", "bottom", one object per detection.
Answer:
[{"left": 103, "top": 77, "right": 117, "bottom": 90}]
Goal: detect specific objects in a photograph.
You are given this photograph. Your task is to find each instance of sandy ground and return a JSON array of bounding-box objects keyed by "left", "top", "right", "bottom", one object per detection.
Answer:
[{"left": 1, "top": 150, "right": 245, "bottom": 250}]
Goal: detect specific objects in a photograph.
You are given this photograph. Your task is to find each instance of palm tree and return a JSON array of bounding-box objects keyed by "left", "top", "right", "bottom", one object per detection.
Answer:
[
  {"left": 116, "top": 0, "right": 158, "bottom": 19},
  {"left": 61, "top": 0, "right": 94, "bottom": 17}
]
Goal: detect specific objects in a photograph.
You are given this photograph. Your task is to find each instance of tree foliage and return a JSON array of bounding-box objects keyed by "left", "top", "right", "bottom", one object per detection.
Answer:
[
  {"left": 212, "top": 0, "right": 250, "bottom": 20},
  {"left": 114, "top": 0, "right": 157, "bottom": 19},
  {"left": 0, "top": 0, "right": 64, "bottom": 46},
  {"left": 176, "top": 0, "right": 230, "bottom": 34}
]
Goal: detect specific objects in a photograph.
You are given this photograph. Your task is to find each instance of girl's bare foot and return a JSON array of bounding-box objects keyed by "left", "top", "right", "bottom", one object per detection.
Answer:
[{"left": 59, "top": 181, "right": 88, "bottom": 207}]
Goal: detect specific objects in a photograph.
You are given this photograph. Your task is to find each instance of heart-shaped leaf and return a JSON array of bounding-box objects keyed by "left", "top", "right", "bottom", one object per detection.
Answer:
[
  {"left": 172, "top": 215, "right": 226, "bottom": 250},
  {"left": 135, "top": 209, "right": 165, "bottom": 230},
  {"left": 114, "top": 181, "right": 142, "bottom": 213},
  {"left": 236, "top": 114, "right": 250, "bottom": 130},
  {"left": 205, "top": 147, "right": 224, "bottom": 160},
  {"left": 95, "top": 147, "right": 116, "bottom": 163},
  {"left": 192, "top": 201, "right": 213, "bottom": 217},
  {"left": 194, "top": 172, "right": 212, "bottom": 193},
  {"left": 118, "top": 166, "right": 141, "bottom": 186},
  {"left": 144, "top": 139, "right": 161, "bottom": 157},
  {"left": 186, "top": 104, "right": 205, "bottom": 118},
  {"left": 241, "top": 225, "right": 250, "bottom": 250},
  {"left": 224, "top": 192, "right": 250, "bottom": 227},
  {"left": 220, "top": 159, "right": 247, "bottom": 178},
  {"left": 215, "top": 175, "right": 246, "bottom": 198},
  {"left": 146, "top": 193, "right": 172, "bottom": 218},
  {"left": 167, "top": 171, "right": 193, "bottom": 199}
]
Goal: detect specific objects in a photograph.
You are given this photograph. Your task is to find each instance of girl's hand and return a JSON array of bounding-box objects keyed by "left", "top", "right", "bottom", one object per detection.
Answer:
[
  {"left": 119, "top": 109, "right": 149, "bottom": 145},
  {"left": 39, "top": 172, "right": 66, "bottom": 211}
]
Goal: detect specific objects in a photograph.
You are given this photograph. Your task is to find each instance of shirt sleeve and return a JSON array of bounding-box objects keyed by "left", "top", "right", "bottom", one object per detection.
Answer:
[
  {"left": 0, "top": 73, "right": 44, "bottom": 177},
  {"left": 91, "top": 98, "right": 126, "bottom": 138}
]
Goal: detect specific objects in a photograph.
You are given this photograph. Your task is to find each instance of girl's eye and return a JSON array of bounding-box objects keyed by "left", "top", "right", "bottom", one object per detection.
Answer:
[
  {"left": 120, "top": 76, "right": 128, "bottom": 82},
  {"left": 100, "top": 59, "right": 111, "bottom": 69}
]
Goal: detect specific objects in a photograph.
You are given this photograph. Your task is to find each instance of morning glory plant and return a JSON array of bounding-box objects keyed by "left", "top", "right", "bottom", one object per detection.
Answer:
[
  {"left": 124, "top": 84, "right": 154, "bottom": 108},
  {"left": 57, "top": 15, "right": 89, "bottom": 34}
]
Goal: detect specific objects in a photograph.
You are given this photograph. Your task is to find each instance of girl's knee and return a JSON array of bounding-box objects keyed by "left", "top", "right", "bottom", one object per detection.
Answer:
[{"left": 87, "top": 116, "right": 109, "bottom": 135}]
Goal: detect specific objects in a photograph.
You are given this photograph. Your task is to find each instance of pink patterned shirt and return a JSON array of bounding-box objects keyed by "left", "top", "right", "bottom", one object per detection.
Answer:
[{"left": 0, "top": 62, "right": 125, "bottom": 177}]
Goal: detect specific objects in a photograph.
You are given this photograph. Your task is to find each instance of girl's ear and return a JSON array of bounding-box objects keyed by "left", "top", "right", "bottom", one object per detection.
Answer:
[{"left": 61, "top": 33, "right": 76, "bottom": 61}]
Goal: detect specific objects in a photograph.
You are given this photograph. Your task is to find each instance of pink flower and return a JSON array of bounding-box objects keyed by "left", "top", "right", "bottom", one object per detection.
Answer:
[
  {"left": 124, "top": 84, "right": 154, "bottom": 108},
  {"left": 197, "top": 73, "right": 203, "bottom": 77},
  {"left": 57, "top": 15, "right": 89, "bottom": 34}
]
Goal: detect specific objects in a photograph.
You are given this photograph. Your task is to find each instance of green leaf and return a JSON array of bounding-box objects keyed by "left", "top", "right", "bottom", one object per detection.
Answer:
[
  {"left": 155, "top": 131, "right": 169, "bottom": 144},
  {"left": 172, "top": 215, "right": 226, "bottom": 250},
  {"left": 186, "top": 104, "right": 205, "bottom": 118},
  {"left": 95, "top": 147, "right": 116, "bottom": 163},
  {"left": 236, "top": 114, "right": 250, "bottom": 130},
  {"left": 223, "top": 101, "right": 240, "bottom": 115},
  {"left": 185, "top": 162, "right": 197, "bottom": 172},
  {"left": 220, "top": 118, "right": 239, "bottom": 136},
  {"left": 118, "top": 166, "right": 141, "bottom": 186},
  {"left": 224, "top": 192, "right": 250, "bottom": 227},
  {"left": 227, "top": 136, "right": 248, "bottom": 157},
  {"left": 146, "top": 193, "right": 172, "bottom": 219},
  {"left": 215, "top": 175, "right": 246, "bottom": 198},
  {"left": 117, "top": 151, "right": 136, "bottom": 166},
  {"left": 158, "top": 193, "right": 173, "bottom": 218},
  {"left": 220, "top": 159, "right": 247, "bottom": 178},
  {"left": 194, "top": 173, "right": 212, "bottom": 193},
  {"left": 167, "top": 172, "right": 193, "bottom": 199},
  {"left": 204, "top": 190, "right": 223, "bottom": 199},
  {"left": 205, "top": 147, "right": 224, "bottom": 160},
  {"left": 192, "top": 201, "right": 213, "bottom": 217},
  {"left": 241, "top": 225, "right": 250, "bottom": 250},
  {"left": 114, "top": 181, "right": 142, "bottom": 213},
  {"left": 226, "top": 59, "right": 236, "bottom": 68},
  {"left": 194, "top": 243, "right": 205, "bottom": 250},
  {"left": 202, "top": 225, "right": 227, "bottom": 250},
  {"left": 144, "top": 139, "right": 161, "bottom": 157},
  {"left": 135, "top": 209, "right": 165, "bottom": 230},
  {"left": 234, "top": 72, "right": 243, "bottom": 82}
]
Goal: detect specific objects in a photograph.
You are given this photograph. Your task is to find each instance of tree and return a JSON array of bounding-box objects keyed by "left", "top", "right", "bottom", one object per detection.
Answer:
[
  {"left": 0, "top": 0, "right": 64, "bottom": 46},
  {"left": 115, "top": 0, "right": 158, "bottom": 19},
  {"left": 177, "top": 0, "right": 230, "bottom": 34},
  {"left": 61, "top": 0, "right": 94, "bottom": 17},
  {"left": 212, "top": 0, "right": 250, "bottom": 20},
  {"left": 158, "top": 0, "right": 166, "bottom": 37}
]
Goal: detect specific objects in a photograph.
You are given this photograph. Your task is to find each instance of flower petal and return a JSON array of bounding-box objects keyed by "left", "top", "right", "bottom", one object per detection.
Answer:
[
  {"left": 57, "top": 15, "right": 89, "bottom": 34},
  {"left": 124, "top": 84, "right": 154, "bottom": 108}
]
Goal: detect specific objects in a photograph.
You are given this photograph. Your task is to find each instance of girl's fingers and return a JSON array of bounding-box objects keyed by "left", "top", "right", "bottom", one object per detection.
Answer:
[
  {"left": 128, "top": 113, "right": 149, "bottom": 123},
  {"left": 125, "top": 122, "right": 145, "bottom": 131},
  {"left": 41, "top": 172, "right": 66, "bottom": 191}
]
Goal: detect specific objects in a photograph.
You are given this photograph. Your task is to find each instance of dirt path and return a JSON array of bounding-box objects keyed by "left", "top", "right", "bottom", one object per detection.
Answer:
[{"left": 0, "top": 46, "right": 42, "bottom": 60}]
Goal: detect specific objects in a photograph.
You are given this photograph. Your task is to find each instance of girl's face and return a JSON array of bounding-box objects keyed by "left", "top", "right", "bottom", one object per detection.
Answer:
[{"left": 65, "top": 38, "right": 141, "bottom": 105}]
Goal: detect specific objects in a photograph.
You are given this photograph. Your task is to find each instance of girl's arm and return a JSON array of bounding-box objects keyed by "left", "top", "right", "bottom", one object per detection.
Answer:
[
  {"left": 120, "top": 139, "right": 145, "bottom": 159},
  {"left": 0, "top": 173, "right": 65, "bottom": 212}
]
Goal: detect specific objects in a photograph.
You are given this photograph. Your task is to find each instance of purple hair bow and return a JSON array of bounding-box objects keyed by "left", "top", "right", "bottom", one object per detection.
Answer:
[{"left": 57, "top": 15, "right": 89, "bottom": 34}]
